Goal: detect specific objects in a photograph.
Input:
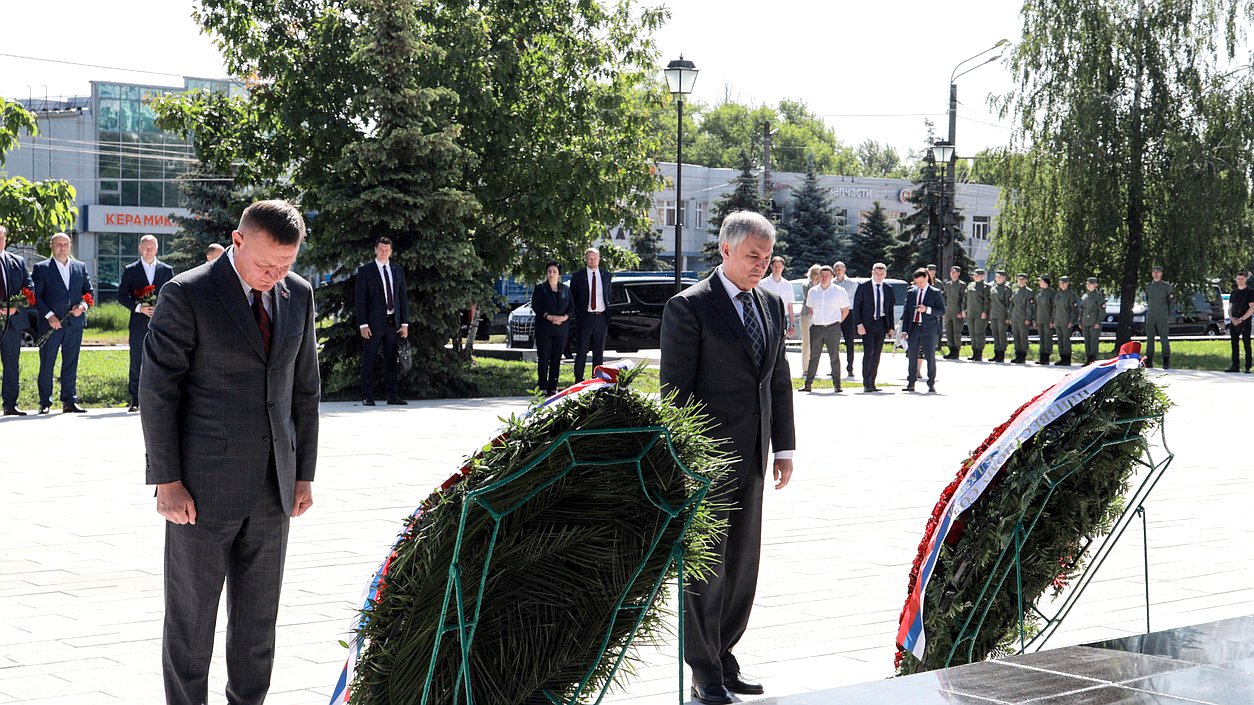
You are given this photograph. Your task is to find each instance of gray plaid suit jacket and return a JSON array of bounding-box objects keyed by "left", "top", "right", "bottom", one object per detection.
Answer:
[{"left": 140, "top": 251, "right": 320, "bottom": 521}]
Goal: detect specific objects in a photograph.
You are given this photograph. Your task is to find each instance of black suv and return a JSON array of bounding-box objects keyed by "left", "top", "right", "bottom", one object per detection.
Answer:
[{"left": 507, "top": 275, "right": 698, "bottom": 352}]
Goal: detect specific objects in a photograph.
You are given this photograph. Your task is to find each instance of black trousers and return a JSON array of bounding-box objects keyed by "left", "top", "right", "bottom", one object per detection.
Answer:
[
  {"left": 0, "top": 322, "right": 22, "bottom": 409},
  {"left": 361, "top": 317, "right": 399, "bottom": 399},
  {"left": 840, "top": 317, "right": 857, "bottom": 373},
  {"left": 906, "top": 325, "right": 939, "bottom": 386},
  {"left": 574, "top": 313, "right": 608, "bottom": 381},
  {"left": 163, "top": 471, "right": 290, "bottom": 705},
  {"left": 861, "top": 320, "right": 888, "bottom": 389},
  {"left": 684, "top": 461, "right": 765, "bottom": 684},
  {"left": 128, "top": 318, "right": 149, "bottom": 403},
  {"left": 1232, "top": 319, "right": 1252, "bottom": 370},
  {"left": 535, "top": 332, "right": 567, "bottom": 393}
]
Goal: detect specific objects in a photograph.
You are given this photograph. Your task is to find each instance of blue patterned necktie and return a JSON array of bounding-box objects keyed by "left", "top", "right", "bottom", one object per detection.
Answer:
[{"left": 736, "top": 291, "right": 765, "bottom": 367}]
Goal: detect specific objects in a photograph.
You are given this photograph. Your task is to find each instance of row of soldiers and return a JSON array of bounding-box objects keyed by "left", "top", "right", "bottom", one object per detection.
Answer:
[{"left": 939, "top": 266, "right": 1108, "bottom": 366}]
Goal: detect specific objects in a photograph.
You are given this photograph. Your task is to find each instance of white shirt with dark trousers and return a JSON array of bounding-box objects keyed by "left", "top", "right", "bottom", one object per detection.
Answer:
[
  {"left": 585, "top": 268, "right": 606, "bottom": 312},
  {"left": 803, "top": 284, "right": 850, "bottom": 384}
]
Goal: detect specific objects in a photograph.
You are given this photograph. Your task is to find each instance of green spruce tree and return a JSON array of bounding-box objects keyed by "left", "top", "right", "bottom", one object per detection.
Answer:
[
  {"left": 630, "top": 228, "right": 668, "bottom": 271},
  {"left": 703, "top": 152, "right": 770, "bottom": 274},
  {"left": 166, "top": 167, "right": 258, "bottom": 273},
  {"left": 846, "top": 201, "right": 896, "bottom": 275},
  {"left": 890, "top": 141, "right": 973, "bottom": 277},
  {"left": 776, "top": 167, "right": 842, "bottom": 278}
]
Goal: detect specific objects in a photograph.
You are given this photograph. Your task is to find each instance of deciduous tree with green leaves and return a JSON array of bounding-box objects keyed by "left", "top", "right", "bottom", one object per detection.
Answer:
[
  {"left": 776, "top": 168, "right": 844, "bottom": 278},
  {"left": 993, "top": 0, "right": 1254, "bottom": 348},
  {"left": 0, "top": 99, "right": 77, "bottom": 245}
]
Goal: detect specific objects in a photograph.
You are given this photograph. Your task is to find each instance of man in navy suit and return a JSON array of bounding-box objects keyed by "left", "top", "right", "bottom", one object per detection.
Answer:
[
  {"left": 850, "top": 262, "right": 896, "bottom": 393},
  {"left": 32, "top": 232, "right": 93, "bottom": 414},
  {"left": 569, "top": 247, "right": 613, "bottom": 382},
  {"left": 117, "top": 235, "right": 174, "bottom": 412},
  {"left": 1, "top": 224, "right": 36, "bottom": 415},
  {"left": 354, "top": 236, "right": 409, "bottom": 405},
  {"left": 900, "top": 268, "right": 945, "bottom": 393}
]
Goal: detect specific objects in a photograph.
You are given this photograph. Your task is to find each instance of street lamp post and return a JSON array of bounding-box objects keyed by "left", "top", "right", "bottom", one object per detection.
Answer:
[
  {"left": 664, "top": 56, "right": 698, "bottom": 294},
  {"left": 930, "top": 141, "right": 955, "bottom": 272}
]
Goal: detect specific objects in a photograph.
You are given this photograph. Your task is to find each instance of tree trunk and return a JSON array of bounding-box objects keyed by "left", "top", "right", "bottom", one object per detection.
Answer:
[{"left": 1116, "top": 0, "right": 1148, "bottom": 353}]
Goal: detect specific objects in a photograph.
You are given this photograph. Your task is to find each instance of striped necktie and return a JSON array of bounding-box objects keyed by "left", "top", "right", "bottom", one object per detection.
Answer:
[{"left": 736, "top": 291, "right": 765, "bottom": 367}]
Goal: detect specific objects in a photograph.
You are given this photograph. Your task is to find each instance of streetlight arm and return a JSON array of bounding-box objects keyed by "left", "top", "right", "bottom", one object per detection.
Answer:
[
  {"left": 952, "top": 53, "right": 1004, "bottom": 84},
  {"left": 950, "top": 39, "right": 1009, "bottom": 83}
]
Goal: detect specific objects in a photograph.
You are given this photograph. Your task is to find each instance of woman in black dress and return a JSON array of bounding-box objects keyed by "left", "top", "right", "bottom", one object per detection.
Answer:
[{"left": 531, "top": 261, "right": 573, "bottom": 394}]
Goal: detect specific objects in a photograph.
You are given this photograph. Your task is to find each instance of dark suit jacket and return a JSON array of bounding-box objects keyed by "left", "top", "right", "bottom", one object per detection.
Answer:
[
  {"left": 354, "top": 261, "right": 409, "bottom": 332},
  {"left": 850, "top": 278, "right": 897, "bottom": 332},
  {"left": 1, "top": 251, "right": 35, "bottom": 333},
  {"left": 140, "top": 251, "right": 320, "bottom": 521},
  {"left": 660, "top": 270, "right": 795, "bottom": 478},
  {"left": 900, "top": 284, "right": 945, "bottom": 337},
  {"left": 569, "top": 267, "right": 613, "bottom": 325},
  {"left": 32, "top": 258, "right": 93, "bottom": 330},
  {"left": 117, "top": 259, "right": 174, "bottom": 332},
  {"left": 531, "top": 282, "right": 574, "bottom": 336}
]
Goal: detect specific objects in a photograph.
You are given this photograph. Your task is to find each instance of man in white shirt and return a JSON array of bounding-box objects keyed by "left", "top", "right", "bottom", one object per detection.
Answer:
[
  {"left": 31, "top": 233, "right": 93, "bottom": 413},
  {"left": 571, "top": 247, "right": 613, "bottom": 381},
  {"left": 833, "top": 261, "right": 860, "bottom": 378},
  {"left": 758, "top": 256, "right": 795, "bottom": 336},
  {"left": 799, "top": 265, "right": 851, "bottom": 393}
]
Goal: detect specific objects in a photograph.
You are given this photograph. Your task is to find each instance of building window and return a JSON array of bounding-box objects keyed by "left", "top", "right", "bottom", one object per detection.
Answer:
[
  {"left": 972, "top": 215, "right": 991, "bottom": 240},
  {"left": 696, "top": 201, "right": 706, "bottom": 229},
  {"left": 659, "top": 200, "right": 676, "bottom": 227},
  {"left": 94, "top": 233, "right": 176, "bottom": 296}
]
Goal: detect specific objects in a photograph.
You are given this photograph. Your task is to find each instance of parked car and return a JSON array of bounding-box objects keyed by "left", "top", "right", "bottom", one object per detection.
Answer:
[
  {"left": 506, "top": 275, "right": 699, "bottom": 352},
  {"left": 1101, "top": 284, "right": 1223, "bottom": 336}
]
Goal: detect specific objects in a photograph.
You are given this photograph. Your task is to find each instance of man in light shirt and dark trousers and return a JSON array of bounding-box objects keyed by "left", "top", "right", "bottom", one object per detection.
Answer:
[
  {"left": 570, "top": 247, "right": 613, "bottom": 382},
  {"left": 355, "top": 236, "right": 409, "bottom": 406},
  {"left": 901, "top": 268, "right": 944, "bottom": 393},
  {"left": 117, "top": 235, "right": 174, "bottom": 412},
  {"left": 798, "top": 265, "right": 850, "bottom": 393},
  {"left": 758, "top": 256, "right": 796, "bottom": 337}
]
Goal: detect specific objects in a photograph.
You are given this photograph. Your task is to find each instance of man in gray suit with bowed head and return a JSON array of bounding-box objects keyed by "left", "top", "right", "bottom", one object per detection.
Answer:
[
  {"left": 661, "top": 210, "right": 796, "bottom": 705},
  {"left": 141, "top": 200, "right": 320, "bottom": 705}
]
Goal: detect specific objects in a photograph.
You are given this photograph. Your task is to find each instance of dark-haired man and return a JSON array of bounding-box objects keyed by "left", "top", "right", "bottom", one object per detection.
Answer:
[
  {"left": 1, "top": 224, "right": 35, "bottom": 415},
  {"left": 901, "top": 268, "right": 944, "bottom": 392},
  {"left": 355, "top": 237, "right": 409, "bottom": 405},
  {"left": 141, "top": 199, "right": 320, "bottom": 705}
]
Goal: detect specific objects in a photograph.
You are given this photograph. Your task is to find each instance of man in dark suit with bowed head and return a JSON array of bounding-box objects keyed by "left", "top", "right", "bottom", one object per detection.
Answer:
[
  {"left": 851, "top": 261, "right": 896, "bottom": 392},
  {"left": 900, "top": 268, "right": 945, "bottom": 393},
  {"left": 355, "top": 236, "right": 409, "bottom": 406},
  {"left": 1, "top": 224, "right": 36, "bottom": 415},
  {"left": 660, "top": 211, "right": 796, "bottom": 705},
  {"left": 117, "top": 234, "right": 174, "bottom": 412},
  {"left": 569, "top": 246, "right": 613, "bottom": 382},
  {"left": 140, "top": 200, "right": 320, "bottom": 705},
  {"left": 32, "top": 232, "right": 93, "bottom": 414}
]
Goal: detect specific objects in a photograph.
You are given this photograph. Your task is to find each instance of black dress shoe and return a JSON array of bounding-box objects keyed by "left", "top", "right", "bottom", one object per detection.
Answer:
[
  {"left": 797, "top": 384, "right": 812, "bottom": 392},
  {"left": 362, "top": 398, "right": 376, "bottom": 406},
  {"left": 63, "top": 403, "right": 87, "bottom": 413},
  {"left": 1226, "top": 366, "right": 1241, "bottom": 373},
  {"left": 38, "top": 405, "right": 50, "bottom": 415},
  {"left": 903, "top": 384, "right": 916, "bottom": 393},
  {"left": 127, "top": 404, "right": 140, "bottom": 413},
  {"left": 690, "top": 683, "right": 734, "bottom": 705},
  {"left": 724, "top": 674, "right": 765, "bottom": 695},
  {"left": 928, "top": 385, "right": 937, "bottom": 394},
  {"left": 3, "top": 406, "right": 27, "bottom": 416},
  {"left": 386, "top": 397, "right": 408, "bottom": 405}
]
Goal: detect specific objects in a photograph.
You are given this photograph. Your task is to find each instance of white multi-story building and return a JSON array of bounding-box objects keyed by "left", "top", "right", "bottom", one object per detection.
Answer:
[{"left": 630, "top": 162, "right": 1001, "bottom": 275}]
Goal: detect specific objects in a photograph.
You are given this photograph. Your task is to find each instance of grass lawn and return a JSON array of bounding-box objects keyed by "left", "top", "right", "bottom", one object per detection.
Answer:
[
  {"left": 938, "top": 339, "right": 1236, "bottom": 370},
  {"left": 9, "top": 349, "right": 130, "bottom": 410},
  {"left": 468, "top": 356, "right": 661, "bottom": 397}
]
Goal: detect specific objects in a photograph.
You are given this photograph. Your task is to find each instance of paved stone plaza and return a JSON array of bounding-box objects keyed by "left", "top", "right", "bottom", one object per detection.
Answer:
[{"left": 1, "top": 352, "right": 1251, "bottom": 704}]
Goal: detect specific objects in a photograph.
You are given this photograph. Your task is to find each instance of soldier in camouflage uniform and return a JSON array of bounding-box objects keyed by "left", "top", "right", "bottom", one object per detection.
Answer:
[
  {"left": 1080, "top": 277, "right": 1107, "bottom": 364},
  {"left": 1052, "top": 276, "right": 1080, "bottom": 365},
  {"left": 1010, "top": 273, "right": 1033, "bottom": 364},
  {"left": 1033, "top": 275, "right": 1055, "bottom": 364},
  {"left": 1145, "top": 265, "right": 1175, "bottom": 368},
  {"left": 964, "top": 268, "right": 991, "bottom": 361},
  {"left": 988, "top": 270, "right": 1012, "bottom": 362},
  {"left": 942, "top": 266, "right": 966, "bottom": 359}
]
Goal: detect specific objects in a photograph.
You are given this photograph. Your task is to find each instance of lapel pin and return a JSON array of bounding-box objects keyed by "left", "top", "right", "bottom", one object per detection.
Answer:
[{"left": 280, "top": 288, "right": 290, "bottom": 300}]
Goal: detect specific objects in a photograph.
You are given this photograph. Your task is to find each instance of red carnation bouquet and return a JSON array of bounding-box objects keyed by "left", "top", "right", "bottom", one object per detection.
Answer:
[
  {"left": 2, "top": 286, "right": 37, "bottom": 331},
  {"left": 36, "top": 293, "right": 95, "bottom": 346},
  {"left": 134, "top": 285, "right": 157, "bottom": 307}
]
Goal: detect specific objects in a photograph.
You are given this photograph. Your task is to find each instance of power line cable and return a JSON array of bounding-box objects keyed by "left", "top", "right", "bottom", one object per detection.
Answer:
[{"left": 0, "top": 51, "right": 233, "bottom": 82}]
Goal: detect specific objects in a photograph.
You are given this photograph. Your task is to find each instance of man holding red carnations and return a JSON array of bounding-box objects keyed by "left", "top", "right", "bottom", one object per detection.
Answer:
[{"left": 0, "top": 224, "right": 36, "bottom": 416}]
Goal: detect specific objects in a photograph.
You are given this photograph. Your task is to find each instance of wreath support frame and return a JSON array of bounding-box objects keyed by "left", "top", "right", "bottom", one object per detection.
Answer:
[{"left": 944, "top": 414, "right": 1174, "bottom": 668}]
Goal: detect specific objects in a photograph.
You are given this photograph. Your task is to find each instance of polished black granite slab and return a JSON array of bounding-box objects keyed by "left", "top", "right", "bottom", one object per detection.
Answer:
[{"left": 712, "top": 615, "right": 1254, "bottom": 704}]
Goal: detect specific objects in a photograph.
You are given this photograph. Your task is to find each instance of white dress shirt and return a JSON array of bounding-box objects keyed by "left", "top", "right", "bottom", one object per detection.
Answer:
[
  {"left": 834, "top": 276, "right": 858, "bottom": 305},
  {"left": 585, "top": 268, "right": 606, "bottom": 312},
  {"left": 805, "top": 283, "right": 851, "bottom": 326},
  {"left": 141, "top": 259, "right": 157, "bottom": 286},
  {"left": 227, "top": 247, "right": 271, "bottom": 318},
  {"left": 46, "top": 258, "right": 87, "bottom": 319},
  {"left": 359, "top": 259, "right": 407, "bottom": 330},
  {"left": 716, "top": 267, "right": 793, "bottom": 461},
  {"left": 758, "top": 274, "right": 796, "bottom": 308}
]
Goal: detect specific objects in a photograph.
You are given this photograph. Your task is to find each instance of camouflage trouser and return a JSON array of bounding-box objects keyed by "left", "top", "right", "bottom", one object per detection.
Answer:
[
  {"left": 1084, "top": 324, "right": 1102, "bottom": 360},
  {"left": 990, "top": 318, "right": 1008, "bottom": 353},
  {"left": 1012, "top": 320, "right": 1031, "bottom": 356},
  {"left": 1037, "top": 323, "right": 1053, "bottom": 359},
  {"left": 967, "top": 315, "right": 986, "bottom": 352},
  {"left": 1055, "top": 323, "right": 1072, "bottom": 358},
  {"left": 944, "top": 312, "right": 963, "bottom": 352},
  {"left": 1145, "top": 316, "right": 1170, "bottom": 360}
]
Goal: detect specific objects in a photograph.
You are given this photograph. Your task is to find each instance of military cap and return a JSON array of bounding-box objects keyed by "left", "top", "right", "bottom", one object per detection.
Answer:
[
  {"left": 1059, "top": 275, "right": 1070, "bottom": 283},
  {"left": 974, "top": 268, "right": 986, "bottom": 275},
  {"left": 950, "top": 266, "right": 962, "bottom": 273},
  {"left": 995, "top": 269, "right": 1007, "bottom": 276},
  {"left": 1151, "top": 265, "right": 1164, "bottom": 272},
  {"left": 1086, "top": 277, "right": 1099, "bottom": 284},
  {"left": 1039, "top": 275, "right": 1052, "bottom": 284},
  {"left": 927, "top": 263, "right": 938, "bottom": 270},
  {"left": 1016, "top": 273, "right": 1029, "bottom": 280}
]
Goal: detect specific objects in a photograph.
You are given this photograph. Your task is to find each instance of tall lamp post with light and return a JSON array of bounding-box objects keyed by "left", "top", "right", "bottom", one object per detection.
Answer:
[
  {"left": 664, "top": 56, "right": 698, "bottom": 294},
  {"left": 930, "top": 140, "right": 954, "bottom": 273},
  {"left": 939, "top": 39, "right": 1007, "bottom": 274}
]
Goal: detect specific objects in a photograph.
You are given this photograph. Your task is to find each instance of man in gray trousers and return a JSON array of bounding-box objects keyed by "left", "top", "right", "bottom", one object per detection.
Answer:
[{"left": 141, "top": 200, "right": 320, "bottom": 705}]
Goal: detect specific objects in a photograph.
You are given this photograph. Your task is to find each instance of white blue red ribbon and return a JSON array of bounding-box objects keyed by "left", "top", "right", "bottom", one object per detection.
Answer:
[{"left": 897, "top": 343, "right": 1142, "bottom": 660}]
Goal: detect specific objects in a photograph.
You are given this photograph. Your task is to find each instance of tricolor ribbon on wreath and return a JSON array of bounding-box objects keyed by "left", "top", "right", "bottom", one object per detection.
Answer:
[
  {"left": 328, "top": 360, "right": 635, "bottom": 704},
  {"left": 896, "top": 342, "right": 1143, "bottom": 660}
]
